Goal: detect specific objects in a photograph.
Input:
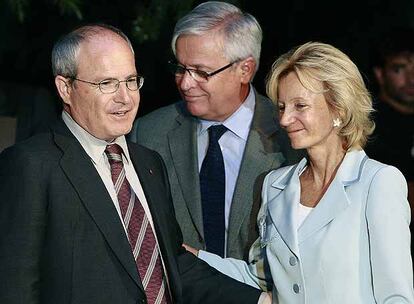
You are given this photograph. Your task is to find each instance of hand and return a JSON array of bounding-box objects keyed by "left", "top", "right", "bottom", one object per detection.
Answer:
[
  {"left": 182, "top": 243, "right": 199, "bottom": 256},
  {"left": 258, "top": 291, "right": 272, "bottom": 304}
]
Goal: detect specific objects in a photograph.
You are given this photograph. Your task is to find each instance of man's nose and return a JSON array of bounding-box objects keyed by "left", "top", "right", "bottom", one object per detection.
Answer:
[
  {"left": 179, "top": 71, "right": 198, "bottom": 91},
  {"left": 115, "top": 82, "right": 134, "bottom": 103}
]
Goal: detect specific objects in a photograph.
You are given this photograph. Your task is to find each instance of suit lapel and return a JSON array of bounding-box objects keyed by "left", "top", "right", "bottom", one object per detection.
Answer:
[
  {"left": 53, "top": 123, "right": 142, "bottom": 289},
  {"left": 267, "top": 161, "right": 305, "bottom": 256},
  {"left": 167, "top": 114, "right": 204, "bottom": 236},
  {"left": 228, "top": 94, "right": 286, "bottom": 251},
  {"left": 298, "top": 150, "right": 366, "bottom": 242},
  {"left": 297, "top": 177, "right": 349, "bottom": 242}
]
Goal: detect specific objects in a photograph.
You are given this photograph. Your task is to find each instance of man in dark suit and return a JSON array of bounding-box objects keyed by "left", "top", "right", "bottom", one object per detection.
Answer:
[
  {"left": 0, "top": 24, "right": 269, "bottom": 304},
  {"left": 129, "top": 2, "right": 301, "bottom": 260}
]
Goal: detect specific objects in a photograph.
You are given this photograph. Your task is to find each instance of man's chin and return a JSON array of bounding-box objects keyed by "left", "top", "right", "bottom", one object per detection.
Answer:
[{"left": 185, "top": 102, "right": 204, "bottom": 117}]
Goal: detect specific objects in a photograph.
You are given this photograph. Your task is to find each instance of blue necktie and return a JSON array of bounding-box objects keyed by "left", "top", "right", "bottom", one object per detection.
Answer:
[{"left": 200, "top": 124, "right": 227, "bottom": 257}]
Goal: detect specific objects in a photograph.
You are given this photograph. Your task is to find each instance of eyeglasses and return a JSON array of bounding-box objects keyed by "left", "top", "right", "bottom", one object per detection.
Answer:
[
  {"left": 68, "top": 76, "right": 144, "bottom": 94},
  {"left": 168, "top": 61, "right": 237, "bottom": 83}
]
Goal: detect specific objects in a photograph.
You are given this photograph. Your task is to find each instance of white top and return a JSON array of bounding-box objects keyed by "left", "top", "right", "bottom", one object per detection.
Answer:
[{"left": 296, "top": 203, "right": 313, "bottom": 231}]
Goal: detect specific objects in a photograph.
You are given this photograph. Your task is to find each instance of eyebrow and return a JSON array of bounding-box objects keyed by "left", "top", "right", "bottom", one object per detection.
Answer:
[
  {"left": 125, "top": 73, "right": 138, "bottom": 79},
  {"left": 100, "top": 73, "right": 138, "bottom": 81},
  {"left": 176, "top": 61, "right": 211, "bottom": 70}
]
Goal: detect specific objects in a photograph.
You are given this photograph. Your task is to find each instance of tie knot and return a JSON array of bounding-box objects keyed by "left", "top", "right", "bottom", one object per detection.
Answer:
[
  {"left": 208, "top": 125, "right": 227, "bottom": 142},
  {"left": 105, "top": 144, "right": 123, "bottom": 163}
]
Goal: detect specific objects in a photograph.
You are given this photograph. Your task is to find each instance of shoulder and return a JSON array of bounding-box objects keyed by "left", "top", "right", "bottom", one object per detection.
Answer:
[
  {"left": 0, "top": 132, "right": 59, "bottom": 179},
  {"left": 138, "top": 101, "right": 187, "bottom": 126},
  {"left": 263, "top": 162, "right": 300, "bottom": 188},
  {"left": 255, "top": 92, "right": 276, "bottom": 108},
  {"left": 354, "top": 155, "right": 410, "bottom": 217},
  {"left": 362, "top": 157, "right": 406, "bottom": 187},
  {"left": 132, "top": 101, "right": 193, "bottom": 141},
  {"left": 0, "top": 132, "right": 56, "bottom": 162},
  {"left": 254, "top": 92, "right": 277, "bottom": 116}
]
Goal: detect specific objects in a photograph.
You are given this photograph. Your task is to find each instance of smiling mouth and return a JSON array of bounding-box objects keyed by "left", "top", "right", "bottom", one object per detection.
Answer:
[
  {"left": 287, "top": 129, "right": 303, "bottom": 134},
  {"left": 112, "top": 110, "right": 129, "bottom": 116},
  {"left": 184, "top": 95, "right": 201, "bottom": 99}
]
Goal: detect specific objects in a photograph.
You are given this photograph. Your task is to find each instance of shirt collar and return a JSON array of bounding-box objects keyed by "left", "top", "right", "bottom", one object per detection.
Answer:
[
  {"left": 198, "top": 84, "right": 255, "bottom": 141},
  {"left": 62, "top": 111, "right": 130, "bottom": 165}
]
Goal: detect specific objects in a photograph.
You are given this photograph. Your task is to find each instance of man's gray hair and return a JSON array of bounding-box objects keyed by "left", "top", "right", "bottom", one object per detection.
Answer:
[
  {"left": 171, "top": 1, "right": 262, "bottom": 71},
  {"left": 51, "top": 23, "right": 134, "bottom": 77}
]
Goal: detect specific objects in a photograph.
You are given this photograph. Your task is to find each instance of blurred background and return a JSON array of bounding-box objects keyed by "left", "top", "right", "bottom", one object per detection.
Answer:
[{"left": 1, "top": 0, "right": 414, "bottom": 149}]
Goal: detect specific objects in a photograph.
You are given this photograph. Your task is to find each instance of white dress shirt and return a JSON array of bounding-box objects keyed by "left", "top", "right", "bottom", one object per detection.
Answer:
[
  {"left": 197, "top": 85, "right": 255, "bottom": 256},
  {"left": 62, "top": 111, "right": 157, "bottom": 236}
]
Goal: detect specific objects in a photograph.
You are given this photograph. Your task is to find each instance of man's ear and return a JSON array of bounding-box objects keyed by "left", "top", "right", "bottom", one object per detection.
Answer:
[
  {"left": 55, "top": 75, "right": 72, "bottom": 106},
  {"left": 373, "top": 67, "right": 384, "bottom": 87},
  {"left": 239, "top": 56, "right": 256, "bottom": 84}
]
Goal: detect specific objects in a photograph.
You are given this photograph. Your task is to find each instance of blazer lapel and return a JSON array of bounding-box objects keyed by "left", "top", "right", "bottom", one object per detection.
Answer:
[
  {"left": 167, "top": 113, "right": 204, "bottom": 236},
  {"left": 228, "top": 93, "right": 286, "bottom": 251},
  {"left": 267, "top": 161, "right": 305, "bottom": 256},
  {"left": 53, "top": 123, "right": 142, "bottom": 290},
  {"left": 298, "top": 177, "right": 349, "bottom": 243},
  {"left": 298, "top": 150, "right": 367, "bottom": 242}
]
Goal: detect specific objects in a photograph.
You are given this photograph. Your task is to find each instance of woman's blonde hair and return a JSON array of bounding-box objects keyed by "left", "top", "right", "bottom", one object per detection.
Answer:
[{"left": 266, "top": 41, "right": 375, "bottom": 150}]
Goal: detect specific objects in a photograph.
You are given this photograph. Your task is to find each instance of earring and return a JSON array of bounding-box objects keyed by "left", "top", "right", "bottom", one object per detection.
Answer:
[{"left": 333, "top": 118, "right": 342, "bottom": 127}]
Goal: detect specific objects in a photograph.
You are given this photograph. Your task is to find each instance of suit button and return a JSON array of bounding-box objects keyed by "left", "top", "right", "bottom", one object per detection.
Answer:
[
  {"left": 293, "top": 283, "right": 300, "bottom": 294},
  {"left": 289, "top": 256, "right": 297, "bottom": 266}
]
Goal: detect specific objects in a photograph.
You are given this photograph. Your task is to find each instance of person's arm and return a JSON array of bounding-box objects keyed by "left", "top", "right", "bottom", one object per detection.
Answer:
[
  {"left": 177, "top": 248, "right": 264, "bottom": 304},
  {"left": 366, "top": 165, "right": 414, "bottom": 302},
  {"left": 197, "top": 237, "right": 272, "bottom": 291},
  {"left": 183, "top": 243, "right": 272, "bottom": 303},
  {"left": 0, "top": 146, "right": 46, "bottom": 304}
]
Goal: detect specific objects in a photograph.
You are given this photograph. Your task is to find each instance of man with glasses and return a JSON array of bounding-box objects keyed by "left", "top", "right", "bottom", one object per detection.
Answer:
[
  {"left": 130, "top": 1, "right": 301, "bottom": 260},
  {"left": 0, "top": 23, "right": 268, "bottom": 304}
]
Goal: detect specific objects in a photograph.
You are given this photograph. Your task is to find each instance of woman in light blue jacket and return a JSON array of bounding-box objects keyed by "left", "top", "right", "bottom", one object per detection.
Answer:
[{"left": 187, "top": 42, "right": 414, "bottom": 303}]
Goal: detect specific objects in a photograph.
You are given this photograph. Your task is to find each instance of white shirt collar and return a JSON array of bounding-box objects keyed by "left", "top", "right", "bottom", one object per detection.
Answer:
[
  {"left": 198, "top": 84, "right": 255, "bottom": 141},
  {"left": 61, "top": 111, "right": 130, "bottom": 165}
]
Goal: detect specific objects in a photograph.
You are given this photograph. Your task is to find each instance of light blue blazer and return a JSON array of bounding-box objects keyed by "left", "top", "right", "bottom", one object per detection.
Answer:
[{"left": 200, "top": 150, "right": 413, "bottom": 303}]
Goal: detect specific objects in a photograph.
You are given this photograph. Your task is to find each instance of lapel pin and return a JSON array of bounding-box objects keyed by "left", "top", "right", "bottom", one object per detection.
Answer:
[{"left": 149, "top": 169, "right": 153, "bottom": 175}]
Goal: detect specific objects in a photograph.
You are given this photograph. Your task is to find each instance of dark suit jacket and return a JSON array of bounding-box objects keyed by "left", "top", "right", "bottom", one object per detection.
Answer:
[
  {"left": 0, "top": 119, "right": 261, "bottom": 304},
  {"left": 130, "top": 91, "right": 302, "bottom": 260}
]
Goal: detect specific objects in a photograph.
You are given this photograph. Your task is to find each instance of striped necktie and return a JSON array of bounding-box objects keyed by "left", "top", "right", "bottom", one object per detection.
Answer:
[{"left": 105, "top": 144, "right": 169, "bottom": 304}]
